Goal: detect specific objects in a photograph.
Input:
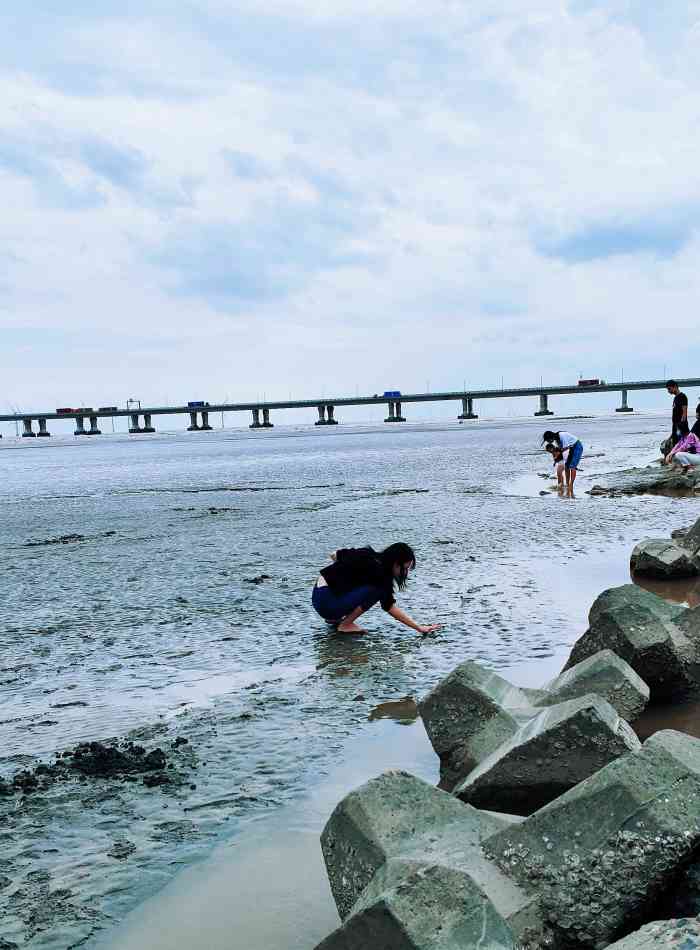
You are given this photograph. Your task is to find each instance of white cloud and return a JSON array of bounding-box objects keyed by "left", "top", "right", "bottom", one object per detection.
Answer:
[{"left": 0, "top": 0, "right": 699, "bottom": 414}]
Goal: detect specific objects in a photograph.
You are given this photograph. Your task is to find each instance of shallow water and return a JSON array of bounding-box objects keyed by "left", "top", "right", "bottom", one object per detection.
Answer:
[{"left": 0, "top": 413, "right": 695, "bottom": 948}]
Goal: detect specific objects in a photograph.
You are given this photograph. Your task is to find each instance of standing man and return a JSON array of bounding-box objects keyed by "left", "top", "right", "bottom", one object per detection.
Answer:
[{"left": 667, "top": 380, "right": 689, "bottom": 444}]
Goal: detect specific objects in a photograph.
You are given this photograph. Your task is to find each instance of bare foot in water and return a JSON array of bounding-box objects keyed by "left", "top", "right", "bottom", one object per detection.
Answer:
[{"left": 336, "top": 622, "right": 367, "bottom": 634}]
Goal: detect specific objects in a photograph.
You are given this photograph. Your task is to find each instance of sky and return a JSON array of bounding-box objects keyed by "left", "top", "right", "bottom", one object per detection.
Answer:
[{"left": 1, "top": 1, "right": 700, "bottom": 420}]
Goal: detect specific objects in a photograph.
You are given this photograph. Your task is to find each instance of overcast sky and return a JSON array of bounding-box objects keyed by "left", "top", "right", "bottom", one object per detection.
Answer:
[{"left": 1, "top": 1, "right": 699, "bottom": 419}]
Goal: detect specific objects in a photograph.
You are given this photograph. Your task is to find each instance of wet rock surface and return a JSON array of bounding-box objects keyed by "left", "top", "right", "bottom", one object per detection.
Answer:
[
  {"left": 418, "top": 662, "right": 530, "bottom": 789},
  {"left": 453, "top": 694, "right": 641, "bottom": 814},
  {"left": 564, "top": 584, "right": 697, "bottom": 700},
  {"left": 319, "top": 770, "right": 536, "bottom": 944},
  {"left": 486, "top": 730, "right": 700, "bottom": 948},
  {"left": 631, "top": 538, "right": 700, "bottom": 577},
  {"left": 316, "top": 731, "right": 700, "bottom": 950},
  {"left": 315, "top": 861, "right": 517, "bottom": 950},
  {"left": 1, "top": 739, "right": 184, "bottom": 794},
  {"left": 420, "top": 653, "right": 649, "bottom": 796},
  {"left": 538, "top": 649, "right": 649, "bottom": 721},
  {"left": 588, "top": 462, "right": 700, "bottom": 497}
]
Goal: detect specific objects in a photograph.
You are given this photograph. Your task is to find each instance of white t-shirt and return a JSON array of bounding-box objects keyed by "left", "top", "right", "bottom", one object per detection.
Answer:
[{"left": 558, "top": 431, "right": 578, "bottom": 450}]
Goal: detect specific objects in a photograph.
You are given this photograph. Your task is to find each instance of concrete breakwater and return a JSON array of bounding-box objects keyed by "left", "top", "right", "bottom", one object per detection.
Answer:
[{"left": 314, "top": 515, "right": 700, "bottom": 949}]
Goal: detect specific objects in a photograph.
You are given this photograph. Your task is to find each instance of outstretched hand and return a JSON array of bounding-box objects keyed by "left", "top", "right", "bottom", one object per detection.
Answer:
[{"left": 418, "top": 624, "right": 442, "bottom": 636}]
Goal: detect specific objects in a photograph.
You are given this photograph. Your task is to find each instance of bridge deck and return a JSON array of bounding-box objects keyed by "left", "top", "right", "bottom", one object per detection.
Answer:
[{"left": 1, "top": 378, "right": 698, "bottom": 422}]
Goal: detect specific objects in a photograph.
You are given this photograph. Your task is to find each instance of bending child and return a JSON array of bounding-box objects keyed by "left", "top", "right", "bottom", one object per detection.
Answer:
[{"left": 545, "top": 442, "right": 566, "bottom": 491}]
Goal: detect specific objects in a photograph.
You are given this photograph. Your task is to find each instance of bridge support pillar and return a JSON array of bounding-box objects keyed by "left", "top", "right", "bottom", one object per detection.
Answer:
[
  {"left": 74, "top": 416, "right": 87, "bottom": 435},
  {"left": 130, "top": 413, "right": 143, "bottom": 433},
  {"left": 262, "top": 407, "right": 273, "bottom": 428},
  {"left": 326, "top": 404, "right": 338, "bottom": 425},
  {"left": 616, "top": 389, "right": 634, "bottom": 413},
  {"left": 385, "top": 400, "right": 396, "bottom": 422},
  {"left": 315, "top": 405, "right": 327, "bottom": 425},
  {"left": 187, "top": 411, "right": 200, "bottom": 431},
  {"left": 535, "top": 393, "right": 553, "bottom": 416},
  {"left": 201, "top": 410, "right": 212, "bottom": 431},
  {"left": 22, "top": 418, "right": 36, "bottom": 437},
  {"left": 37, "top": 418, "right": 50, "bottom": 437},
  {"left": 87, "top": 415, "right": 101, "bottom": 435},
  {"left": 142, "top": 413, "right": 156, "bottom": 433},
  {"left": 394, "top": 400, "right": 406, "bottom": 421},
  {"left": 250, "top": 408, "right": 261, "bottom": 429},
  {"left": 458, "top": 396, "right": 478, "bottom": 420}
]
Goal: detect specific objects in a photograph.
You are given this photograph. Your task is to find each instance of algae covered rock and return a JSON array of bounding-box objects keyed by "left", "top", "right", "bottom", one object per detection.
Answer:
[
  {"left": 453, "top": 694, "right": 640, "bottom": 814},
  {"left": 631, "top": 538, "right": 700, "bottom": 578},
  {"left": 418, "top": 662, "right": 533, "bottom": 789},
  {"left": 537, "top": 649, "right": 649, "bottom": 721},
  {"left": 314, "top": 860, "right": 516, "bottom": 950},
  {"left": 589, "top": 463, "right": 700, "bottom": 497},
  {"left": 485, "top": 730, "right": 700, "bottom": 949},
  {"left": 564, "top": 584, "right": 695, "bottom": 700},
  {"left": 319, "top": 769, "right": 538, "bottom": 941}
]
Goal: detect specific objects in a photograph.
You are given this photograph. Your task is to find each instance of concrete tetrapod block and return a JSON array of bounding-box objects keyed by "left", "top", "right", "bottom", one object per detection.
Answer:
[
  {"left": 486, "top": 730, "right": 700, "bottom": 949},
  {"left": 537, "top": 649, "right": 650, "bottom": 721},
  {"left": 680, "top": 514, "right": 700, "bottom": 555},
  {"left": 319, "top": 770, "right": 539, "bottom": 941},
  {"left": 631, "top": 538, "right": 700, "bottom": 577},
  {"left": 314, "top": 859, "right": 517, "bottom": 950},
  {"left": 418, "top": 662, "right": 538, "bottom": 789},
  {"left": 563, "top": 584, "right": 696, "bottom": 700},
  {"left": 607, "top": 916, "right": 700, "bottom": 948},
  {"left": 453, "top": 693, "right": 641, "bottom": 814}
]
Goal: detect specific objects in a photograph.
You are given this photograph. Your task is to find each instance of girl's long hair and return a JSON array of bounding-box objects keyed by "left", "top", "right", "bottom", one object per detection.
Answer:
[
  {"left": 380, "top": 542, "right": 416, "bottom": 590},
  {"left": 541, "top": 430, "right": 561, "bottom": 447}
]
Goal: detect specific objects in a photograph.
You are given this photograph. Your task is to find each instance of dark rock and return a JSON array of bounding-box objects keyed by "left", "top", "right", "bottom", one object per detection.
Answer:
[
  {"left": 418, "top": 662, "right": 531, "bottom": 789},
  {"left": 537, "top": 650, "right": 649, "bottom": 721},
  {"left": 107, "top": 840, "right": 136, "bottom": 860},
  {"left": 69, "top": 742, "right": 166, "bottom": 777},
  {"left": 453, "top": 694, "right": 641, "bottom": 814},
  {"left": 315, "top": 861, "right": 516, "bottom": 950},
  {"left": 320, "top": 770, "right": 537, "bottom": 941},
  {"left": 631, "top": 539, "right": 700, "bottom": 578},
  {"left": 486, "top": 730, "right": 700, "bottom": 949},
  {"left": 588, "top": 463, "right": 700, "bottom": 498},
  {"left": 563, "top": 585, "right": 696, "bottom": 700}
]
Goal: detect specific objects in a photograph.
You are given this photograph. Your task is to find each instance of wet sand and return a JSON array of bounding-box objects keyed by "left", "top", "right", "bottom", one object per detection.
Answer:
[{"left": 99, "top": 719, "right": 437, "bottom": 950}]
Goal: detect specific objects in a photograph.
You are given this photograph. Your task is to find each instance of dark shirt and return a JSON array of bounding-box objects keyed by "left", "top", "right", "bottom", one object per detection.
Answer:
[
  {"left": 321, "top": 547, "right": 395, "bottom": 611},
  {"left": 673, "top": 392, "right": 688, "bottom": 427},
  {"left": 692, "top": 418, "right": 700, "bottom": 438}
]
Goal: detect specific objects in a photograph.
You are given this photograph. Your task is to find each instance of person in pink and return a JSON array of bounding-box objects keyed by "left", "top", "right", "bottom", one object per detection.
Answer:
[{"left": 664, "top": 431, "right": 700, "bottom": 471}]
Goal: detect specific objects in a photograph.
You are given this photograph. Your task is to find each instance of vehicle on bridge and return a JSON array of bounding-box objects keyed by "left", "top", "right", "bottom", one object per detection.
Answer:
[
  {"left": 98, "top": 406, "right": 118, "bottom": 412},
  {"left": 76, "top": 407, "right": 94, "bottom": 413},
  {"left": 187, "top": 400, "right": 209, "bottom": 408},
  {"left": 383, "top": 390, "right": 402, "bottom": 398},
  {"left": 56, "top": 407, "right": 75, "bottom": 415},
  {"left": 577, "top": 378, "right": 606, "bottom": 387}
]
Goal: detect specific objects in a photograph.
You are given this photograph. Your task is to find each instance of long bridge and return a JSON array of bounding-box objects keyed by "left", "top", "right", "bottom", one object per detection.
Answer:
[{"left": 1, "top": 378, "right": 698, "bottom": 437}]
